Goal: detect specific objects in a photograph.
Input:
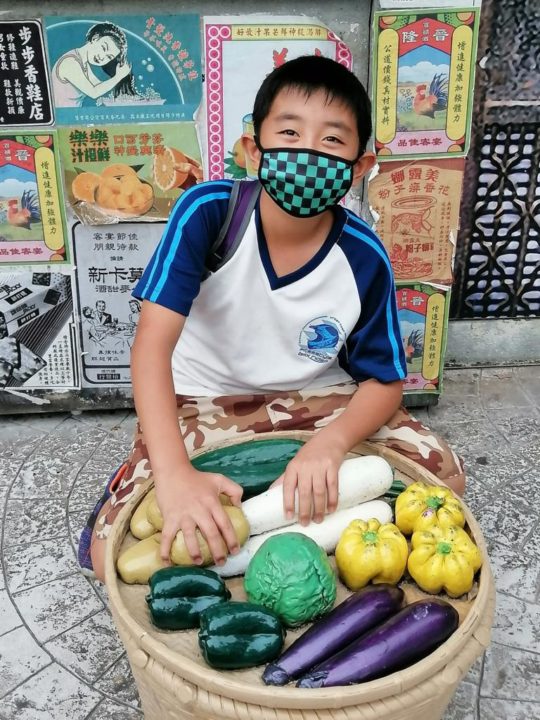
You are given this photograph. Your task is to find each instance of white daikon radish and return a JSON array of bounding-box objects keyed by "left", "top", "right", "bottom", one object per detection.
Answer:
[
  {"left": 210, "top": 499, "right": 392, "bottom": 578},
  {"left": 242, "top": 455, "right": 393, "bottom": 536}
]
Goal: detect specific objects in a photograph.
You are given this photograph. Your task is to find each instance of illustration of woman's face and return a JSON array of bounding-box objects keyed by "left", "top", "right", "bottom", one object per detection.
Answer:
[
  {"left": 88, "top": 35, "right": 121, "bottom": 66},
  {"left": 129, "top": 301, "right": 140, "bottom": 312}
]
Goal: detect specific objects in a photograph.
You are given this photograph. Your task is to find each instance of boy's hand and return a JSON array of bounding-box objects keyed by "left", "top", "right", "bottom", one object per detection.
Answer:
[
  {"left": 154, "top": 467, "right": 243, "bottom": 565},
  {"left": 271, "top": 437, "right": 346, "bottom": 526}
]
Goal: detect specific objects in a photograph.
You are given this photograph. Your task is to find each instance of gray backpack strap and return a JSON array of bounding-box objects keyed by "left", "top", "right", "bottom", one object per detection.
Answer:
[{"left": 205, "top": 180, "right": 262, "bottom": 274}]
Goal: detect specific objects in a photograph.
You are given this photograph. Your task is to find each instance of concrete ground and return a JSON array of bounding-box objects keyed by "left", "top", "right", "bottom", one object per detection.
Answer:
[{"left": 0, "top": 366, "right": 538, "bottom": 720}]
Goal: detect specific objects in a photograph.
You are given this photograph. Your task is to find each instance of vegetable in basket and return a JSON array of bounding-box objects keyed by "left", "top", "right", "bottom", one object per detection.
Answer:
[
  {"left": 395, "top": 481, "right": 465, "bottom": 534},
  {"left": 408, "top": 524, "right": 482, "bottom": 597},
  {"left": 335, "top": 518, "right": 408, "bottom": 591},
  {"left": 198, "top": 601, "right": 285, "bottom": 669},
  {"left": 130, "top": 488, "right": 157, "bottom": 540},
  {"left": 117, "top": 533, "right": 168, "bottom": 584},
  {"left": 244, "top": 533, "right": 336, "bottom": 627},
  {"left": 146, "top": 566, "right": 231, "bottom": 630},
  {"left": 263, "top": 584, "right": 404, "bottom": 686},
  {"left": 297, "top": 599, "right": 459, "bottom": 687}
]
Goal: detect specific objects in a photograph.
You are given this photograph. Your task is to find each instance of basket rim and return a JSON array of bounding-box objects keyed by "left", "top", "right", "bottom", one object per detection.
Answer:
[{"left": 105, "top": 430, "right": 495, "bottom": 710}]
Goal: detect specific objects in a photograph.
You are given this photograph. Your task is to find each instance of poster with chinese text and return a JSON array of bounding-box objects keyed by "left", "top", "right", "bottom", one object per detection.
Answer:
[
  {"left": 0, "top": 271, "right": 78, "bottom": 391},
  {"left": 72, "top": 221, "right": 163, "bottom": 386},
  {"left": 380, "top": 1, "right": 482, "bottom": 8},
  {"left": 203, "top": 15, "right": 352, "bottom": 180},
  {"left": 45, "top": 15, "right": 202, "bottom": 125},
  {"left": 0, "top": 21, "right": 53, "bottom": 126},
  {"left": 58, "top": 123, "right": 202, "bottom": 224},
  {"left": 0, "top": 133, "right": 68, "bottom": 263},
  {"left": 397, "top": 283, "right": 449, "bottom": 394},
  {"left": 369, "top": 158, "right": 464, "bottom": 286},
  {"left": 373, "top": 9, "right": 479, "bottom": 159}
]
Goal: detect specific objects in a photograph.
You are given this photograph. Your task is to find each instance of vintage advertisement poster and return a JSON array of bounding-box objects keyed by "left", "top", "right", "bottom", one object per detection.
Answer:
[
  {"left": 203, "top": 15, "right": 352, "bottom": 180},
  {"left": 0, "top": 20, "right": 53, "bottom": 127},
  {"left": 369, "top": 158, "right": 464, "bottom": 286},
  {"left": 72, "top": 221, "right": 164, "bottom": 386},
  {"left": 397, "top": 283, "right": 449, "bottom": 394},
  {"left": 0, "top": 271, "right": 78, "bottom": 391},
  {"left": 373, "top": 9, "right": 479, "bottom": 159},
  {"left": 0, "top": 133, "right": 68, "bottom": 263},
  {"left": 58, "top": 123, "right": 202, "bottom": 224},
  {"left": 45, "top": 15, "right": 202, "bottom": 125}
]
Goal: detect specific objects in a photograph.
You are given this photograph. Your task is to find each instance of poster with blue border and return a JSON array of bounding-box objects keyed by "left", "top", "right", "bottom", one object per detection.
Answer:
[{"left": 45, "top": 15, "right": 202, "bottom": 125}]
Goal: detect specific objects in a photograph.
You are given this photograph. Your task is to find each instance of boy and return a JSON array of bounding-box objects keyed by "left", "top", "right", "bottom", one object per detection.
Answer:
[{"left": 86, "top": 56, "right": 463, "bottom": 581}]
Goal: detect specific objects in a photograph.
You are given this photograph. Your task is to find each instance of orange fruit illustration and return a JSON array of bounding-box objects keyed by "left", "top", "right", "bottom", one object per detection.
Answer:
[
  {"left": 152, "top": 147, "right": 202, "bottom": 192},
  {"left": 95, "top": 177, "right": 123, "bottom": 210},
  {"left": 72, "top": 172, "right": 101, "bottom": 202},
  {"left": 101, "top": 163, "right": 138, "bottom": 180}
]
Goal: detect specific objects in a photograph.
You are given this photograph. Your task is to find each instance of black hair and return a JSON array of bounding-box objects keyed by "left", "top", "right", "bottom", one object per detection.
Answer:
[
  {"left": 252, "top": 55, "right": 372, "bottom": 154},
  {"left": 86, "top": 22, "right": 137, "bottom": 98}
]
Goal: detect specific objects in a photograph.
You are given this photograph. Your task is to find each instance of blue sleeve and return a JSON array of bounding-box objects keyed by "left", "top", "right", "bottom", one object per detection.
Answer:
[
  {"left": 133, "top": 180, "right": 233, "bottom": 315},
  {"left": 338, "top": 216, "right": 407, "bottom": 383}
]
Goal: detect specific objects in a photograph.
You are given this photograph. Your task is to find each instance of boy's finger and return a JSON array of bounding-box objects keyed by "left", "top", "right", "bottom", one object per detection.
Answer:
[
  {"left": 312, "top": 471, "right": 327, "bottom": 522},
  {"left": 211, "top": 504, "right": 240, "bottom": 555},
  {"left": 197, "top": 514, "right": 227, "bottom": 566},
  {"left": 220, "top": 476, "right": 244, "bottom": 506},
  {"left": 298, "top": 476, "right": 313, "bottom": 526},
  {"left": 326, "top": 466, "right": 339, "bottom": 513},
  {"left": 159, "top": 523, "right": 177, "bottom": 562},
  {"left": 180, "top": 519, "right": 203, "bottom": 565},
  {"left": 282, "top": 469, "right": 297, "bottom": 520}
]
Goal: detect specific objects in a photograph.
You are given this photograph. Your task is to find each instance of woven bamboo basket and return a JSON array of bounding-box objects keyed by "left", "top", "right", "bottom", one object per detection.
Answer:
[{"left": 105, "top": 431, "right": 495, "bottom": 720}]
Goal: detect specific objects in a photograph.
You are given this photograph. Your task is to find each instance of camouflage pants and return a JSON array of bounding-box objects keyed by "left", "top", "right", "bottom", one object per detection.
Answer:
[{"left": 94, "top": 383, "right": 464, "bottom": 540}]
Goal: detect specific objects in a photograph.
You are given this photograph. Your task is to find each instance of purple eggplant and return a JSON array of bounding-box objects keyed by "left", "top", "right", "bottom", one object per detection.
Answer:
[
  {"left": 297, "top": 599, "right": 459, "bottom": 688},
  {"left": 263, "top": 585, "right": 403, "bottom": 686}
]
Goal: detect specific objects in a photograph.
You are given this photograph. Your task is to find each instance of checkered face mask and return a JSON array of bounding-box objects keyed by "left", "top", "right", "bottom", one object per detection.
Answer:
[{"left": 257, "top": 147, "right": 355, "bottom": 218}]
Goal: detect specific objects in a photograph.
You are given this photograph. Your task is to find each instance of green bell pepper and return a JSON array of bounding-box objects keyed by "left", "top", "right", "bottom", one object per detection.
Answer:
[
  {"left": 146, "top": 567, "right": 231, "bottom": 630},
  {"left": 198, "top": 601, "right": 285, "bottom": 669}
]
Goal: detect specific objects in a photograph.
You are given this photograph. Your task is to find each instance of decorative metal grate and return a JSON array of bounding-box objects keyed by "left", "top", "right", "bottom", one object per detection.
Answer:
[{"left": 451, "top": 0, "right": 540, "bottom": 319}]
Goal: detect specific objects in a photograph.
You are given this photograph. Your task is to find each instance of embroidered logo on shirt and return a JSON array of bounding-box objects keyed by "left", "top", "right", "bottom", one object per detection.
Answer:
[{"left": 298, "top": 316, "right": 345, "bottom": 363}]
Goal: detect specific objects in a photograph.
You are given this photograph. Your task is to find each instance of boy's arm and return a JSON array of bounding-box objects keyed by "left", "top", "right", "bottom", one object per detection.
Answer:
[
  {"left": 131, "top": 300, "right": 243, "bottom": 564},
  {"left": 277, "top": 379, "right": 402, "bottom": 525}
]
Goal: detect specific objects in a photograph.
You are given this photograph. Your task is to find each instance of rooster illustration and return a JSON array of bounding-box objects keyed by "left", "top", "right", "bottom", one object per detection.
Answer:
[
  {"left": 404, "top": 329, "right": 424, "bottom": 362},
  {"left": 7, "top": 190, "right": 41, "bottom": 229},
  {"left": 413, "top": 73, "right": 448, "bottom": 119}
]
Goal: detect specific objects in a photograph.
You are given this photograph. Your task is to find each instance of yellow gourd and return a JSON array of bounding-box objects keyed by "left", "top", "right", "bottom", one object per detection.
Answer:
[
  {"left": 395, "top": 481, "right": 465, "bottom": 534},
  {"left": 130, "top": 489, "right": 157, "bottom": 539},
  {"left": 117, "top": 533, "right": 167, "bottom": 584},
  {"left": 335, "top": 518, "right": 409, "bottom": 591},
  {"left": 408, "top": 524, "right": 482, "bottom": 597}
]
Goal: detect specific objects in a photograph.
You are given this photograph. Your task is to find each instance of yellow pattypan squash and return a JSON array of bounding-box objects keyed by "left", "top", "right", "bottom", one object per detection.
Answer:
[
  {"left": 408, "top": 524, "right": 482, "bottom": 598},
  {"left": 335, "top": 518, "right": 409, "bottom": 591},
  {"left": 395, "top": 481, "right": 465, "bottom": 535}
]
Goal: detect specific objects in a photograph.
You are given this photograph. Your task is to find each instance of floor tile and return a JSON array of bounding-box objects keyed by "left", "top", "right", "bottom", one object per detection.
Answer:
[
  {"left": 479, "top": 698, "right": 540, "bottom": 719},
  {"left": 94, "top": 654, "right": 140, "bottom": 709},
  {"left": 3, "top": 498, "right": 68, "bottom": 548},
  {"left": 463, "top": 447, "right": 534, "bottom": 489},
  {"left": 0, "top": 626, "right": 50, "bottom": 697},
  {"left": 491, "top": 592, "right": 540, "bottom": 652},
  {"left": 12, "top": 574, "right": 103, "bottom": 643},
  {"left": 0, "top": 663, "right": 101, "bottom": 719},
  {"left": 428, "top": 397, "right": 488, "bottom": 424},
  {"left": 88, "top": 699, "right": 142, "bottom": 719},
  {"left": 465, "top": 654, "right": 484, "bottom": 686},
  {"left": 485, "top": 541, "right": 539, "bottom": 604},
  {"left": 441, "top": 369, "right": 481, "bottom": 396},
  {"left": 442, "top": 680, "right": 478, "bottom": 720},
  {"left": 4, "top": 536, "right": 79, "bottom": 594},
  {"left": 0, "top": 588, "right": 22, "bottom": 636},
  {"left": 45, "top": 610, "right": 124, "bottom": 684},
  {"left": 8, "top": 413, "right": 70, "bottom": 433},
  {"left": 479, "top": 372, "right": 533, "bottom": 409},
  {"left": 481, "top": 642, "right": 540, "bottom": 702},
  {"left": 72, "top": 410, "right": 131, "bottom": 431}
]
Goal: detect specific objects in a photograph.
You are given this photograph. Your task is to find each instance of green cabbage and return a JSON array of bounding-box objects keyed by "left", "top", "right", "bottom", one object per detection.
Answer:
[{"left": 244, "top": 532, "right": 336, "bottom": 627}]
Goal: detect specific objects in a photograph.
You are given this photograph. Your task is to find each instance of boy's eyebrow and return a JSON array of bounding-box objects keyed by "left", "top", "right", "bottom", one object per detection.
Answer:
[{"left": 273, "top": 113, "right": 353, "bottom": 132}]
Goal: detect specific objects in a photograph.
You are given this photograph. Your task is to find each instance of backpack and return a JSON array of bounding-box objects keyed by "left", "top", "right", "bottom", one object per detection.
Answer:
[{"left": 204, "top": 179, "right": 262, "bottom": 276}]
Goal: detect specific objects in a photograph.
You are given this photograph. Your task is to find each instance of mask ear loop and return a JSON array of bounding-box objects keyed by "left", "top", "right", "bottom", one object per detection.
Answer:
[{"left": 253, "top": 135, "right": 264, "bottom": 153}]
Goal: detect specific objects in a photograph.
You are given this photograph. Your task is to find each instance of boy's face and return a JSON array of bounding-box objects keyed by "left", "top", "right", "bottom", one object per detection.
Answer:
[{"left": 244, "top": 86, "right": 376, "bottom": 186}]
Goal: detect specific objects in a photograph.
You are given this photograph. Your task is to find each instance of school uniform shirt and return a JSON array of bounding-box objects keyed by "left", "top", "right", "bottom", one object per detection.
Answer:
[{"left": 134, "top": 180, "right": 407, "bottom": 397}]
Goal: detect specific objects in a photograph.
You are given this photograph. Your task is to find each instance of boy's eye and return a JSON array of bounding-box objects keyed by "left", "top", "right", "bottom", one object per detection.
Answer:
[
  {"left": 278, "top": 129, "right": 298, "bottom": 137},
  {"left": 325, "top": 136, "right": 344, "bottom": 144}
]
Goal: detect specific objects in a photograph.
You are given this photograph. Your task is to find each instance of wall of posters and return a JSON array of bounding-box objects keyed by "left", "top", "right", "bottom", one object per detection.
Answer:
[
  {"left": 203, "top": 15, "right": 352, "bottom": 180},
  {"left": 0, "top": 271, "right": 78, "bottom": 391},
  {"left": 372, "top": 8, "right": 480, "bottom": 159},
  {"left": 0, "top": 132, "right": 68, "bottom": 263},
  {"left": 396, "top": 283, "right": 450, "bottom": 395},
  {"left": 72, "top": 221, "right": 163, "bottom": 386},
  {"left": 58, "top": 123, "right": 202, "bottom": 224},
  {"left": 45, "top": 15, "right": 202, "bottom": 125},
  {"left": 0, "top": 20, "right": 53, "bottom": 127},
  {"left": 369, "top": 158, "right": 464, "bottom": 286}
]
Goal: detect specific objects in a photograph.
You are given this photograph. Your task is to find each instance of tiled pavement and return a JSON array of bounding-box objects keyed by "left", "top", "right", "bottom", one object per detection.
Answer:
[{"left": 0, "top": 366, "right": 538, "bottom": 719}]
